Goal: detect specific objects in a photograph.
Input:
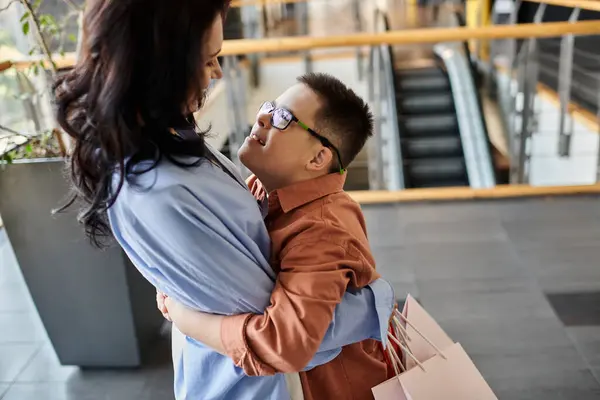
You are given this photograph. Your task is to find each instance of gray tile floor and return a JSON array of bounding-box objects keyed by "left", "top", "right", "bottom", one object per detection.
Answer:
[
  {"left": 365, "top": 196, "right": 600, "bottom": 400},
  {"left": 2, "top": 195, "right": 600, "bottom": 399}
]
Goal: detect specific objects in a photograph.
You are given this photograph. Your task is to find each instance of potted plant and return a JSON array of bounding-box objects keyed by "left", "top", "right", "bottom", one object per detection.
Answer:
[{"left": 0, "top": 0, "right": 164, "bottom": 368}]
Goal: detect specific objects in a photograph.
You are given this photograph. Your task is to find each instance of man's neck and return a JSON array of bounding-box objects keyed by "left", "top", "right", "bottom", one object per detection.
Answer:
[{"left": 258, "top": 171, "right": 328, "bottom": 194}]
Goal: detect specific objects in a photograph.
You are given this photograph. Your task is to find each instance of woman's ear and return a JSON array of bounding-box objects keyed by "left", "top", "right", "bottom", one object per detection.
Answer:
[{"left": 307, "top": 147, "right": 333, "bottom": 172}]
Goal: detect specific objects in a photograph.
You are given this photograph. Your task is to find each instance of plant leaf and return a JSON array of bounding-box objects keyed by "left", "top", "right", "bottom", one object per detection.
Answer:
[
  {"left": 20, "top": 12, "right": 30, "bottom": 22},
  {"left": 25, "top": 144, "right": 33, "bottom": 154},
  {"left": 22, "top": 21, "right": 30, "bottom": 35},
  {"left": 68, "top": 34, "right": 77, "bottom": 42},
  {"left": 1, "top": 153, "right": 14, "bottom": 165}
]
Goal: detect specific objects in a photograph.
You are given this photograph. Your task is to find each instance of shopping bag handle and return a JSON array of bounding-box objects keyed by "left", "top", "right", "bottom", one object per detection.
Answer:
[
  {"left": 393, "top": 309, "right": 447, "bottom": 360},
  {"left": 385, "top": 335, "right": 405, "bottom": 375},
  {"left": 387, "top": 331, "right": 426, "bottom": 371}
]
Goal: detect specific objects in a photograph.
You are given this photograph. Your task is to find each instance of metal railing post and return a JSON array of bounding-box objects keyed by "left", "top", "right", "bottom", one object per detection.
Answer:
[
  {"left": 511, "top": 3, "right": 545, "bottom": 184},
  {"left": 595, "top": 88, "right": 600, "bottom": 182},
  {"left": 222, "top": 56, "right": 249, "bottom": 174},
  {"left": 300, "top": 1, "right": 312, "bottom": 74},
  {"left": 353, "top": 0, "right": 364, "bottom": 81},
  {"left": 507, "top": 0, "right": 523, "bottom": 76},
  {"left": 367, "top": 45, "right": 385, "bottom": 190},
  {"left": 557, "top": 7, "right": 580, "bottom": 157}
]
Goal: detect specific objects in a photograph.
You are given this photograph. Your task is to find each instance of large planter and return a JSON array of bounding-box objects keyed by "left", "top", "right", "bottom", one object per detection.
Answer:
[{"left": 0, "top": 158, "right": 164, "bottom": 367}]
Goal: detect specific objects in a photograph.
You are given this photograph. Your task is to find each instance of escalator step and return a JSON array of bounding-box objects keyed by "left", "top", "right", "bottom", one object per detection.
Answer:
[
  {"left": 400, "top": 114, "right": 459, "bottom": 136},
  {"left": 403, "top": 136, "right": 463, "bottom": 158},
  {"left": 396, "top": 76, "right": 450, "bottom": 93},
  {"left": 399, "top": 93, "right": 454, "bottom": 115},
  {"left": 405, "top": 157, "right": 468, "bottom": 185},
  {"left": 395, "top": 67, "right": 445, "bottom": 80}
]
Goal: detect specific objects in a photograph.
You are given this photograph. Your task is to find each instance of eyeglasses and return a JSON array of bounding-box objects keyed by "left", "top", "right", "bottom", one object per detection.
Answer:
[{"left": 257, "top": 101, "right": 345, "bottom": 174}]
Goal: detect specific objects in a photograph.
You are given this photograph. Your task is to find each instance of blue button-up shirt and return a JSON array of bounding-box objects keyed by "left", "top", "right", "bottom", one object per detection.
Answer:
[{"left": 108, "top": 145, "right": 394, "bottom": 399}]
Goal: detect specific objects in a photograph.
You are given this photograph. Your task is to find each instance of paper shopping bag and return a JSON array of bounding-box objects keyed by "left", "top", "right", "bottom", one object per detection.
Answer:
[
  {"left": 373, "top": 343, "right": 497, "bottom": 400},
  {"left": 400, "top": 294, "right": 453, "bottom": 369}
]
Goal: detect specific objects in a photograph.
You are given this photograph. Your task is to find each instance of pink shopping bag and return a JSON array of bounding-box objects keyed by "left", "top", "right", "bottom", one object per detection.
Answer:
[
  {"left": 401, "top": 294, "right": 453, "bottom": 369},
  {"left": 373, "top": 342, "right": 497, "bottom": 400},
  {"left": 373, "top": 295, "right": 497, "bottom": 400}
]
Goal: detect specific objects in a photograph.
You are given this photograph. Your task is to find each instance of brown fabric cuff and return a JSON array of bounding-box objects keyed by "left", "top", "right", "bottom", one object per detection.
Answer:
[
  {"left": 221, "top": 313, "right": 252, "bottom": 364},
  {"left": 221, "top": 313, "right": 276, "bottom": 376}
]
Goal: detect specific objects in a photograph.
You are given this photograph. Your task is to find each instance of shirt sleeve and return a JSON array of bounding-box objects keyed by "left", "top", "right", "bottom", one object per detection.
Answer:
[
  {"left": 221, "top": 224, "right": 381, "bottom": 375},
  {"left": 115, "top": 184, "right": 275, "bottom": 316}
]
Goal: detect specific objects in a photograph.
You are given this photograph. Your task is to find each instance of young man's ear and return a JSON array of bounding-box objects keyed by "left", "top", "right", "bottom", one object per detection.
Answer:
[{"left": 307, "top": 147, "right": 334, "bottom": 172}]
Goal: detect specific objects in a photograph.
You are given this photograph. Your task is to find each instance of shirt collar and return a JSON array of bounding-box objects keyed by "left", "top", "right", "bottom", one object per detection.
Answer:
[{"left": 270, "top": 172, "right": 347, "bottom": 213}]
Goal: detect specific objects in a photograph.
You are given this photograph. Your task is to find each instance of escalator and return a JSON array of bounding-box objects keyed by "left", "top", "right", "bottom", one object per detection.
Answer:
[
  {"left": 395, "top": 64, "right": 470, "bottom": 188},
  {"left": 368, "top": 8, "right": 496, "bottom": 190}
]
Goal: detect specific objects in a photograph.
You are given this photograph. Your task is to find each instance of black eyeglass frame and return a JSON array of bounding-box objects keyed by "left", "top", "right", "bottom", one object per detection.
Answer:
[{"left": 258, "top": 101, "right": 345, "bottom": 174}]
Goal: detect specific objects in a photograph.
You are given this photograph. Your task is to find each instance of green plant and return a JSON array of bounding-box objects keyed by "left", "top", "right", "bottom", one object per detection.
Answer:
[{"left": 0, "top": 0, "right": 83, "bottom": 163}]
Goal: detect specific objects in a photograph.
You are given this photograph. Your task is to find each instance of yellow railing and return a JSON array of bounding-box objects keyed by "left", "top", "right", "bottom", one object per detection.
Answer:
[
  {"left": 231, "top": 0, "right": 310, "bottom": 7},
  {"left": 525, "top": 0, "right": 600, "bottom": 12},
  {"left": 349, "top": 184, "right": 600, "bottom": 204},
  {"left": 2, "top": 20, "right": 600, "bottom": 73}
]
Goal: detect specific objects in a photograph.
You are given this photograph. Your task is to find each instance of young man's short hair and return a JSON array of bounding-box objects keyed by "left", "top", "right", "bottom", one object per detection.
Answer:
[{"left": 297, "top": 73, "right": 374, "bottom": 170}]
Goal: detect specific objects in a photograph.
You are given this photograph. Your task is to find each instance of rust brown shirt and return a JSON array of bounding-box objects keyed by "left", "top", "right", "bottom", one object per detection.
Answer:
[{"left": 221, "top": 172, "right": 387, "bottom": 399}]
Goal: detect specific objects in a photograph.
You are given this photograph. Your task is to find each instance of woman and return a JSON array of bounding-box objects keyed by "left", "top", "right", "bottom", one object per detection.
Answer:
[{"left": 54, "top": 0, "right": 393, "bottom": 399}]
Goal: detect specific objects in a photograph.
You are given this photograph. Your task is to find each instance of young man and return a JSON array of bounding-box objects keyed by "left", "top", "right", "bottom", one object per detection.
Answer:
[{"left": 162, "top": 73, "right": 389, "bottom": 399}]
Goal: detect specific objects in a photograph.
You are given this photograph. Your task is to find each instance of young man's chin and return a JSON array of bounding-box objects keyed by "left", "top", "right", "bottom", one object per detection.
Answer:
[{"left": 238, "top": 145, "right": 257, "bottom": 172}]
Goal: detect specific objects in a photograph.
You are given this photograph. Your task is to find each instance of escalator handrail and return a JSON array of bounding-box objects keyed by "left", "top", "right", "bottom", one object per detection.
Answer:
[
  {"left": 453, "top": 9, "right": 500, "bottom": 183},
  {"left": 370, "top": 9, "right": 405, "bottom": 190},
  {"left": 434, "top": 43, "right": 496, "bottom": 188}
]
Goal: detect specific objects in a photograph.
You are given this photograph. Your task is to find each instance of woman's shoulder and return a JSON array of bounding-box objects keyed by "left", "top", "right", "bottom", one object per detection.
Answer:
[{"left": 111, "top": 156, "right": 254, "bottom": 217}]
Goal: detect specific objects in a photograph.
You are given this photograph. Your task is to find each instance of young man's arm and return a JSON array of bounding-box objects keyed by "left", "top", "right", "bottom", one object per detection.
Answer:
[{"left": 165, "top": 223, "right": 385, "bottom": 375}]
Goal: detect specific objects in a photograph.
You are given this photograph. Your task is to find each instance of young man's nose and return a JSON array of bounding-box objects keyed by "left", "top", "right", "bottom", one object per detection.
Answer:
[{"left": 257, "top": 112, "right": 271, "bottom": 128}]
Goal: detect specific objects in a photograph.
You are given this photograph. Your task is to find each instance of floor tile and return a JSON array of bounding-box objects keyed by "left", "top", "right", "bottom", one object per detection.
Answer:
[
  {"left": 0, "top": 381, "right": 145, "bottom": 400},
  {"left": 417, "top": 276, "right": 538, "bottom": 296},
  {"left": 1, "top": 383, "right": 81, "bottom": 400},
  {"left": 9, "top": 367, "right": 154, "bottom": 399},
  {"left": 567, "top": 326, "right": 600, "bottom": 370},
  {"left": 15, "top": 343, "right": 79, "bottom": 383},
  {"left": 362, "top": 205, "right": 406, "bottom": 248},
  {"left": 0, "top": 312, "right": 47, "bottom": 344},
  {"left": 418, "top": 283, "right": 556, "bottom": 322},
  {"left": 367, "top": 227, "right": 405, "bottom": 248},
  {"left": 472, "top": 345, "right": 592, "bottom": 379},
  {"left": 593, "top": 368, "right": 600, "bottom": 385},
  {"left": 0, "top": 343, "right": 41, "bottom": 383},
  {"left": 403, "top": 219, "right": 508, "bottom": 245},
  {"left": 410, "top": 241, "right": 529, "bottom": 281},
  {"left": 389, "top": 282, "right": 418, "bottom": 303},
  {"left": 440, "top": 316, "right": 573, "bottom": 357},
  {"left": 0, "top": 285, "right": 35, "bottom": 313},
  {"left": 503, "top": 218, "right": 600, "bottom": 249},
  {"left": 0, "top": 232, "right": 26, "bottom": 290},
  {"left": 496, "top": 197, "right": 600, "bottom": 223},
  {"left": 0, "top": 384, "right": 9, "bottom": 398},
  {"left": 487, "top": 369, "right": 600, "bottom": 400},
  {"left": 372, "top": 247, "right": 416, "bottom": 283},
  {"left": 140, "top": 370, "right": 175, "bottom": 400},
  {"left": 517, "top": 244, "right": 600, "bottom": 292},
  {"left": 395, "top": 201, "right": 502, "bottom": 224},
  {"left": 546, "top": 292, "right": 600, "bottom": 326}
]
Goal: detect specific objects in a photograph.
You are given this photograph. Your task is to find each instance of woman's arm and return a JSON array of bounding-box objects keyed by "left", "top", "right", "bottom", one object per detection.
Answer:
[
  {"left": 163, "top": 222, "right": 390, "bottom": 376},
  {"left": 164, "top": 297, "right": 227, "bottom": 355},
  {"left": 115, "top": 183, "right": 276, "bottom": 315},
  {"left": 138, "top": 184, "right": 391, "bottom": 374}
]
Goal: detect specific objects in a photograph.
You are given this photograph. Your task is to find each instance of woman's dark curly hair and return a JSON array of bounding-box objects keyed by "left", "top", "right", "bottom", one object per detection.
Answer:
[{"left": 54, "top": 0, "right": 230, "bottom": 247}]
